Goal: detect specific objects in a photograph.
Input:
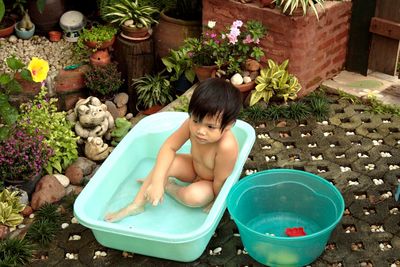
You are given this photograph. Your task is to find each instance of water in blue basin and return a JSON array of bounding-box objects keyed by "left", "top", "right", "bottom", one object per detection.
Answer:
[{"left": 247, "top": 212, "right": 322, "bottom": 237}]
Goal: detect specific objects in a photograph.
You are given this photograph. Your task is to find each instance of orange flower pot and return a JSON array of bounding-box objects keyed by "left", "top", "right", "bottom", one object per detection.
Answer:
[{"left": 48, "top": 30, "right": 62, "bottom": 42}]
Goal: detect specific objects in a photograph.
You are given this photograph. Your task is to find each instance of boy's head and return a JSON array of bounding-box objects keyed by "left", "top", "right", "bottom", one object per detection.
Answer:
[{"left": 188, "top": 78, "right": 242, "bottom": 131}]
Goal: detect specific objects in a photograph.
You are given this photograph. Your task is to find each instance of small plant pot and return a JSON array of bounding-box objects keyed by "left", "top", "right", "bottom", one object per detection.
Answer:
[
  {"left": 194, "top": 65, "right": 218, "bottom": 82},
  {"left": 90, "top": 50, "right": 111, "bottom": 67},
  {"left": 15, "top": 21, "right": 35, "bottom": 40},
  {"left": 48, "top": 30, "right": 62, "bottom": 42},
  {"left": 86, "top": 35, "right": 116, "bottom": 49},
  {"left": 0, "top": 17, "right": 16, "bottom": 38},
  {"left": 121, "top": 25, "right": 150, "bottom": 39},
  {"left": 140, "top": 105, "right": 164, "bottom": 115},
  {"left": 234, "top": 81, "right": 256, "bottom": 93}
]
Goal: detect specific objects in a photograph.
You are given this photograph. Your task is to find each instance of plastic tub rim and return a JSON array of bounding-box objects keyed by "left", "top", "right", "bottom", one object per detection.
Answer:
[
  {"left": 74, "top": 112, "right": 256, "bottom": 244},
  {"left": 227, "top": 168, "right": 345, "bottom": 241}
]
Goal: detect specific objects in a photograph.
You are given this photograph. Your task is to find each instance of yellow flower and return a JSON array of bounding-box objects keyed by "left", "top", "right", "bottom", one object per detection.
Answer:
[{"left": 28, "top": 57, "right": 49, "bottom": 83}]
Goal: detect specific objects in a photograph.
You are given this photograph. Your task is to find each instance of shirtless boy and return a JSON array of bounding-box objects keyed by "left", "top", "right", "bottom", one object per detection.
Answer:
[{"left": 105, "top": 78, "right": 242, "bottom": 222}]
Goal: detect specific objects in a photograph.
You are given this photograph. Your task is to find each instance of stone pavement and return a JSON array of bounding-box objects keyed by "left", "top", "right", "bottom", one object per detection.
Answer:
[{"left": 28, "top": 71, "right": 400, "bottom": 267}]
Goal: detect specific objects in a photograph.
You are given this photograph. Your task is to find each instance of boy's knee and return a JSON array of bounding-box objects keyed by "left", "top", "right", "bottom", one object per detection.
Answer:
[{"left": 181, "top": 187, "right": 214, "bottom": 208}]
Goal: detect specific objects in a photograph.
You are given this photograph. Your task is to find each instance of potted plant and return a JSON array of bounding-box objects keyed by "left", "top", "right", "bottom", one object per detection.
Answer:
[
  {"left": 77, "top": 24, "right": 117, "bottom": 50},
  {"left": 0, "top": 127, "right": 52, "bottom": 195},
  {"left": 102, "top": 0, "right": 159, "bottom": 39},
  {"left": 153, "top": 0, "right": 202, "bottom": 61},
  {"left": 161, "top": 46, "right": 196, "bottom": 95},
  {"left": 84, "top": 63, "right": 124, "bottom": 98},
  {"left": 185, "top": 19, "right": 266, "bottom": 86},
  {"left": 0, "top": 0, "right": 16, "bottom": 38},
  {"left": 15, "top": 10, "right": 35, "bottom": 39},
  {"left": 274, "top": 0, "right": 325, "bottom": 19},
  {"left": 249, "top": 59, "right": 301, "bottom": 106},
  {"left": 132, "top": 72, "right": 174, "bottom": 114}
]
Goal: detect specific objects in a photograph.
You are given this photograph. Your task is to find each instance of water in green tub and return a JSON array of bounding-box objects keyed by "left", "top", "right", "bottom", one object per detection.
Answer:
[{"left": 104, "top": 135, "right": 207, "bottom": 235}]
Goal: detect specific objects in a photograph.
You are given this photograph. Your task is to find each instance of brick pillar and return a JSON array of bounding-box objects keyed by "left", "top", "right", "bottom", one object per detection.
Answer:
[{"left": 203, "top": 0, "right": 352, "bottom": 96}]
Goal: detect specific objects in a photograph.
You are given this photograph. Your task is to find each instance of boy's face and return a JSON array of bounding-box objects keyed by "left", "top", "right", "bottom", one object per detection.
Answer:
[{"left": 189, "top": 114, "right": 231, "bottom": 144}]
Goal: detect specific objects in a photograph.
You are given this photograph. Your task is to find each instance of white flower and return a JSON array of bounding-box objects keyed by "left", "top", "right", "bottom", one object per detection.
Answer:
[{"left": 207, "top": 21, "right": 216, "bottom": 29}]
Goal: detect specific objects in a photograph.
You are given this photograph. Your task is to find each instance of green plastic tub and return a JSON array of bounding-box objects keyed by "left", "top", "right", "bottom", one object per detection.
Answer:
[
  {"left": 73, "top": 112, "right": 255, "bottom": 262},
  {"left": 227, "top": 169, "right": 345, "bottom": 267}
]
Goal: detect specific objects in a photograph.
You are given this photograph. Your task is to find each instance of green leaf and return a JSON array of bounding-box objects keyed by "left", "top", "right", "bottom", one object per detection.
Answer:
[
  {"left": 21, "top": 69, "right": 33, "bottom": 81},
  {"left": 0, "top": 0, "right": 5, "bottom": 23},
  {"left": 36, "top": 0, "right": 46, "bottom": 13},
  {"left": 5, "top": 79, "right": 22, "bottom": 94},
  {"left": 0, "top": 73, "right": 11, "bottom": 85},
  {"left": 6, "top": 56, "right": 25, "bottom": 71}
]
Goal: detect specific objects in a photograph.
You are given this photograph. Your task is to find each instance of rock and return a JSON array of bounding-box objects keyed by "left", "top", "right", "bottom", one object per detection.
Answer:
[
  {"left": 31, "top": 175, "right": 66, "bottom": 210},
  {"left": 72, "top": 157, "right": 97, "bottom": 176},
  {"left": 245, "top": 59, "right": 261, "bottom": 71},
  {"left": 243, "top": 76, "right": 252, "bottom": 84},
  {"left": 65, "top": 164, "right": 84, "bottom": 185},
  {"left": 84, "top": 137, "right": 113, "bottom": 161},
  {"left": 231, "top": 73, "right": 244, "bottom": 85},
  {"left": 114, "top": 92, "right": 129, "bottom": 107},
  {"left": 8, "top": 35, "right": 17, "bottom": 43},
  {"left": 53, "top": 174, "right": 70, "bottom": 187},
  {"left": 105, "top": 100, "right": 119, "bottom": 120},
  {"left": 65, "top": 185, "right": 84, "bottom": 195},
  {"left": 125, "top": 113, "right": 133, "bottom": 120},
  {"left": 249, "top": 71, "right": 259, "bottom": 80},
  {"left": 116, "top": 105, "right": 128, "bottom": 118},
  {"left": 21, "top": 206, "right": 33, "bottom": 217},
  {"left": 0, "top": 225, "right": 9, "bottom": 240}
]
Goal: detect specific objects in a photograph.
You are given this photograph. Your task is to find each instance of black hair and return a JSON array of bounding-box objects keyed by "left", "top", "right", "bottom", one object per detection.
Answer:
[{"left": 188, "top": 78, "right": 242, "bottom": 131}]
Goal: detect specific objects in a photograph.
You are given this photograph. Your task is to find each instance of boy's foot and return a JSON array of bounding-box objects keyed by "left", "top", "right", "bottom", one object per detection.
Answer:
[{"left": 104, "top": 203, "right": 145, "bottom": 222}]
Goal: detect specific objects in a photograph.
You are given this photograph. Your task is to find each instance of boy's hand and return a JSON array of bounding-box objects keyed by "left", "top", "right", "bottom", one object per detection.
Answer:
[{"left": 144, "top": 183, "right": 164, "bottom": 206}]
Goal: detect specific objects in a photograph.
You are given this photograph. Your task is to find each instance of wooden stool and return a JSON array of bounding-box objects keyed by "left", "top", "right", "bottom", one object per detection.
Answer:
[{"left": 114, "top": 34, "right": 154, "bottom": 113}]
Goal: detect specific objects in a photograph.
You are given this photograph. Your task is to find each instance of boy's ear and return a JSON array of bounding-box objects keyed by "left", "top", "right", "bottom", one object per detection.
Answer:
[{"left": 223, "top": 121, "right": 236, "bottom": 132}]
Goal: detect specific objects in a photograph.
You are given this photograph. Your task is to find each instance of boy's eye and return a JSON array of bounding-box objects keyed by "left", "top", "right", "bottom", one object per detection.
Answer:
[
  {"left": 208, "top": 125, "right": 217, "bottom": 129},
  {"left": 192, "top": 118, "right": 199, "bottom": 123}
]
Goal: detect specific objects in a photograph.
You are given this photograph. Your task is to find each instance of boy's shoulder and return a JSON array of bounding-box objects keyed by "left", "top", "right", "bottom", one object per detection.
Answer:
[{"left": 218, "top": 130, "right": 238, "bottom": 152}]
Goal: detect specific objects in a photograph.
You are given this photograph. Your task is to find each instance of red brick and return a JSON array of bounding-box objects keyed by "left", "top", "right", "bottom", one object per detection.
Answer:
[{"left": 54, "top": 65, "right": 90, "bottom": 93}]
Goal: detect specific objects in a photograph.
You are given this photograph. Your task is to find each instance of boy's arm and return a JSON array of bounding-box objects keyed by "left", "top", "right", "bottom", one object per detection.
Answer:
[
  {"left": 212, "top": 136, "right": 238, "bottom": 197},
  {"left": 147, "top": 119, "right": 190, "bottom": 205}
]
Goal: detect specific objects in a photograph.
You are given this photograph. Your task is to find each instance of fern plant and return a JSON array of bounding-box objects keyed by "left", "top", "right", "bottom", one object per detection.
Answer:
[
  {"left": 133, "top": 73, "right": 174, "bottom": 110},
  {"left": 276, "top": 0, "right": 325, "bottom": 20}
]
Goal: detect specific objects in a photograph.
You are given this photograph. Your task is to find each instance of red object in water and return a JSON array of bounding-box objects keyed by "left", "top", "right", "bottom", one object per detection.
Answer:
[{"left": 285, "top": 227, "right": 307, "bottom": 237}]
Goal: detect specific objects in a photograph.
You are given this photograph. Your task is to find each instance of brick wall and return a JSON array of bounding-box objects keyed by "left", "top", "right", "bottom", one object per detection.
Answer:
[{"left": 203, "top": 0, "right": 352, "bottom": 96}]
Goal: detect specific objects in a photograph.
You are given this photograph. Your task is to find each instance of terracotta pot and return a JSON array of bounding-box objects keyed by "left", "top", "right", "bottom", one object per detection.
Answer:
[
  {"left": 27, "top": 0, "right": 66, "bottom": 33},
  {"left": 121, "top": 25, "right": 149, "bottom": 38},
  {"left": 153, "top": 10, "right": 201, "bottom": 61},
  {"left": 86, "top": 35, "right": 116, "bottom": 49},
  {"left": 90, "top": 50, "right": 111, "bottom": 67},
  {"left": 140, "top": 105, "right": 164, "bottom": 115},
  {"left": 234, "top": 81, "right": 256, "bottom": 93},
  {"left": 194, "top": 65, "right": 218, "bottom": 82},
  {"left": 48, "top": 30, "right": 62, "bottom": 42},
  {"left": 0, "top": 17, "right": 16, "bottom": 38}
]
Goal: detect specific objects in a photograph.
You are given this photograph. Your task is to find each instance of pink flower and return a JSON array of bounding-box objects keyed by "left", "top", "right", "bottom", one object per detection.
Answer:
[
  {"left": 243, "top": 35, "right": 253, "bottom": 44},
  {"left": 227, "top": 33, "right": 238, "bottom": 44},
  {"left": 229, "top": 27, "right": 241, "bottom": 38},
  {"left": 232, "top": 20, "right": 243, "bottom": 28},
  {"left": 210, "top": 33, "right": 217, "bottom": 38},
  {"left": 254, "top": 38, "right": 260, "bottom": 44}
]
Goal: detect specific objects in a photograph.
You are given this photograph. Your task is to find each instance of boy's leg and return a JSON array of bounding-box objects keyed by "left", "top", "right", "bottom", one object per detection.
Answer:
[
  {"left": 105, "top": 154, "right": 196, "bottom": 222},
  {"left": 104, "top": 170, "right": 154, "bottom": 222},
  {"left": 165, "top": 179, "right": 214, "bottom": 208}
]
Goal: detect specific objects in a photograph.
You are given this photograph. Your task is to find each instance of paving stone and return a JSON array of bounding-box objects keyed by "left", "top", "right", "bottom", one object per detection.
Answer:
[{"left": 26, "top": 99, "right": 400, "bottom": 267}]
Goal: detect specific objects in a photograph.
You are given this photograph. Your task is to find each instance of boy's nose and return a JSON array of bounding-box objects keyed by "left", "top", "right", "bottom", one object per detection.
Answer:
[{"left": 197, "top": 127, "right": 206, "bottom": 135}]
